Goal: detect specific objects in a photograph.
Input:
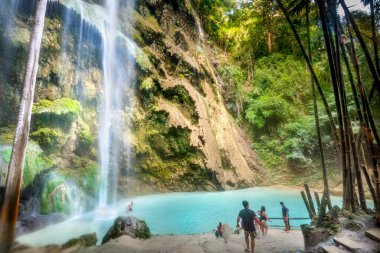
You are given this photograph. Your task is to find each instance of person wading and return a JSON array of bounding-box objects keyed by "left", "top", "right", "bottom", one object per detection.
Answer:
[{"left": 237, "top": 200, "right": 261, "bottom": 253}]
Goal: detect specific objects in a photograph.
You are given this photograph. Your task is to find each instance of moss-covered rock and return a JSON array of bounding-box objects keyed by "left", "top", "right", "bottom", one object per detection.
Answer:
[
  {"left": 61, "top": 233, "right": 97, "bottom": 249},
  {"left": 75, "top": 121, "right": 94, "bottom": 156},
  {"left": 39, "top": 172, "right": 84, "bottom": 215},
  {"left": 32, "top": 98, "right": 81, "bottom": 130},
  {"left": 62, "top": 158, "right": 99, "bottom": 197},
  {"left": 0, "top": 143, "right": 50, "bottom": 189},
  {"left": 30, "top": 128, "right": 61, "bottom": 151}
]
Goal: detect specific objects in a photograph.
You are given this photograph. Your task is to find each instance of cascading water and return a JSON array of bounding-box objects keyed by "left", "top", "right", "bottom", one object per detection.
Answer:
[
  {"left": 59, "top": 0, "right": 136, "bottom": 208},
  {"left": 97, "top": 0, "right": 135, "bottom": 208}
]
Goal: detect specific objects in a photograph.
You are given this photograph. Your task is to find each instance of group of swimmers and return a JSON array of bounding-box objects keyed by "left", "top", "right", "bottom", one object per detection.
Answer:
[{"left": 214, "top": 200, "right": 290, "bottom": 253}]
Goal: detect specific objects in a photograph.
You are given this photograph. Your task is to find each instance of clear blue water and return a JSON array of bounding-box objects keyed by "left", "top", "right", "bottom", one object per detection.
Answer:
[{"left": 17, "top": 187, "right": 370, "bottom": 247}]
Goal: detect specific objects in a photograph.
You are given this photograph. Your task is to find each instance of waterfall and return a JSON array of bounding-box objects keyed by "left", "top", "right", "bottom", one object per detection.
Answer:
[
  {"left": 59, "top": 0, "right": 136, "bottom": 207},
  {"left": 98, "top": 0, "right": 135, "bottom": 207},
  {"left": 1, "top": 0, "right": 137, "bottom": 212}
]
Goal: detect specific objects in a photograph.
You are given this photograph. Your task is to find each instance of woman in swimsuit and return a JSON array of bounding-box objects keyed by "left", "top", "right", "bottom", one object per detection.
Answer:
[{"left": 259, "top": 206, "right": 271, "bottom": 236}]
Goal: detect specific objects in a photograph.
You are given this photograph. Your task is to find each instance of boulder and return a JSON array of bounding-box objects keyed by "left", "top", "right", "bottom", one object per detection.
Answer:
[{"left": 101, "top": 216, "right": 151, "bottom": 244}]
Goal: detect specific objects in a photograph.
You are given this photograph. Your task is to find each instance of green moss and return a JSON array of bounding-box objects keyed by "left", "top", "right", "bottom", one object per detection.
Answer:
[
  {"left": 133, "top": 108, "right": 208, "bottom": 186},
  {"left": 135, "top": 220, "right": 151, "bottom": 239},
  {"left": 75, "top": 122, "right": 94, "bottom": 156},
  {"left": 30, "top": 128, "right": 61, "bottom": 151},
  {"left": 33, "top": 98, "right": 81, "bottom": 116},
  {"left": 135, "top": 50, "right": 153, "bottom": 73},
  {"left": 162, "top": 86, "right": 199, "bottom": 124},
  {"left": 149, "top": 127, "right": 194, "bottom": 158},
  {"left": 0, "top": 143, "right": 50, "bottom": 188},
  {"left": 32, "top": 98, "right": 81, "bottom": 130},
  {"left": 40, "top": 174, "right": 70, "bottom": 214},
  {"left": 62, "top": 158, "right": 99, "bottom": 197},
  {"left": 140, "top": 77, "right": 155, "bottom": 91},
  {"left": 0, "top": 126, "right": 15, "bottom": 145}
]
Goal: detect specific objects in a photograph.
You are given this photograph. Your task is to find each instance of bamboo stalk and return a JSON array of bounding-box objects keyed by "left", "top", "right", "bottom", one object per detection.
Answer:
[
  {"left": 304, "top": 184, "right": 316, "bottom": 215},
  {"left": 314, "top": 192, "right": 321, "bottom": 211},
  {"left": 301, "top": 191, "right": 315, "bottom": 219}
]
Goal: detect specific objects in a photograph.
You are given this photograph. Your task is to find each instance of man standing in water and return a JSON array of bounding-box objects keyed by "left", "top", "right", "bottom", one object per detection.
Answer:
[
  {"left": 237, "top": 200, "right": 260, "bottom": 253},
  {"left": 280, "top": 201, "right": 290, "bottom": 232}
]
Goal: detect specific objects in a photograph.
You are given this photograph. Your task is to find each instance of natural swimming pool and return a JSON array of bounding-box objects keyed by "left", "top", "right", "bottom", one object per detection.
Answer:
[{"left": 17, "top": 187, "right": 356, "bottom": 247}]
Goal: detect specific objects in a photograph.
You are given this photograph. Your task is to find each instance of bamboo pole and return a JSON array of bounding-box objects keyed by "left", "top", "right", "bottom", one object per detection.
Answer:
[
  {"left": 314, "top": 192, "right": 321, "bottom": 211},
  {"left": 304, "top": 184, "right": 316, "bottom": 215},
  {"left": 301, "top": 191, "right": 315, "bottom": 219}
]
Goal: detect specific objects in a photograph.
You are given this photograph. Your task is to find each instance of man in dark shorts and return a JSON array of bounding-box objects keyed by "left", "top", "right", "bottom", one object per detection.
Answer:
[
  {"left": 280, "top": 201, "right": 290, "bottom": 232},
  {"left": 237, "top": 200, "right": 261, "bottom": 253}
]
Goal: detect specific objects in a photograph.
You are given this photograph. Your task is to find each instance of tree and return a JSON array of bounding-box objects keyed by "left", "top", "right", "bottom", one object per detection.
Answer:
[{"left": 0, "top": 0, "right": 48, "bottom": 252}]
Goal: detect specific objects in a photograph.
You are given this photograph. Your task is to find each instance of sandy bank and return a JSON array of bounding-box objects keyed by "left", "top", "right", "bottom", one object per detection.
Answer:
[{"left": 77, "top": 229, "right": 304, "bottom": 253}]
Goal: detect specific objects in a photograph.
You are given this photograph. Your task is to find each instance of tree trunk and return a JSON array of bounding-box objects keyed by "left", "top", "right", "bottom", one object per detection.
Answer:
[{"left": 0, "top": 1, "right": 48, "bottom": 252}]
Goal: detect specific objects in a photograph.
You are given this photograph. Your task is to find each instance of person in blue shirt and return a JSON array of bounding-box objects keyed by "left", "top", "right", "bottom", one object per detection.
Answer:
[
  {"left": 237, "top": 200, "right": 261, "bottom": 253},
  {"left": 280, "top": 201, "right": 290, "bottom": 232}
]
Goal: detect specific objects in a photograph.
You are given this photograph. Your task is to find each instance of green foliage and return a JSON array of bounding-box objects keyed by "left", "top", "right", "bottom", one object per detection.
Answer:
[
  {"left": 0, "top": 143, "right": 50, "bottom": 188},
  {"left": 219, "top": 64, "right": 247, "bottom": 117},
  {"left": 279, "top": 119, "right": 316, "bottom": 165},
  {"left": 252, "top": 136, "right": 283, "bottom": 168},
  {"left": 245, "top": 95, "right": 294, "bottom": 132},
  {"left": 30, "top": 128, "right": 61, "bottom": 151}
]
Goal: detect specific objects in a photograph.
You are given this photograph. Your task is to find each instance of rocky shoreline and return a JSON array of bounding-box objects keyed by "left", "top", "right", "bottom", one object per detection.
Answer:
[{"left": 13, "top": 229, "right": 304, "bottom": 253}]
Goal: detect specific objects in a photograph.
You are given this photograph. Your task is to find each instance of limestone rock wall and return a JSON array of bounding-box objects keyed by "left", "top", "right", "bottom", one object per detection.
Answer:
[{"left": 132, "top": 0, "right": 263, "bottom": 190}]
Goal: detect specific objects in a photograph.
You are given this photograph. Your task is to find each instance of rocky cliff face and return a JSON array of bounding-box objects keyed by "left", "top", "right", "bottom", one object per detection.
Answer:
[
  {"left": 130, "top": 0, "right": 262, "bottom": 191},
  {"left": 0, "top": 0, "right": 263, "bottom": 215}
]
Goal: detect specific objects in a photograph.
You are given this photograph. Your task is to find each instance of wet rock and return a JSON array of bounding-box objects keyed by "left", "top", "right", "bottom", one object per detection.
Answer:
[
  {"left": 16, "top": 211, "right": 67, "bottom": 235},
  {"left": 101, "top": 216, "right": 151, "bottom": 244},
  {"left": 61, "top": 232, "right": 97, "bottom": 249}
]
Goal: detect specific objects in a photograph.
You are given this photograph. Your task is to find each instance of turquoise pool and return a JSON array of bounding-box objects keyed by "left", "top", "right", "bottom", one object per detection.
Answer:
[{"left": 17, "top": 187, "right": 356, "bottom": 246}]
